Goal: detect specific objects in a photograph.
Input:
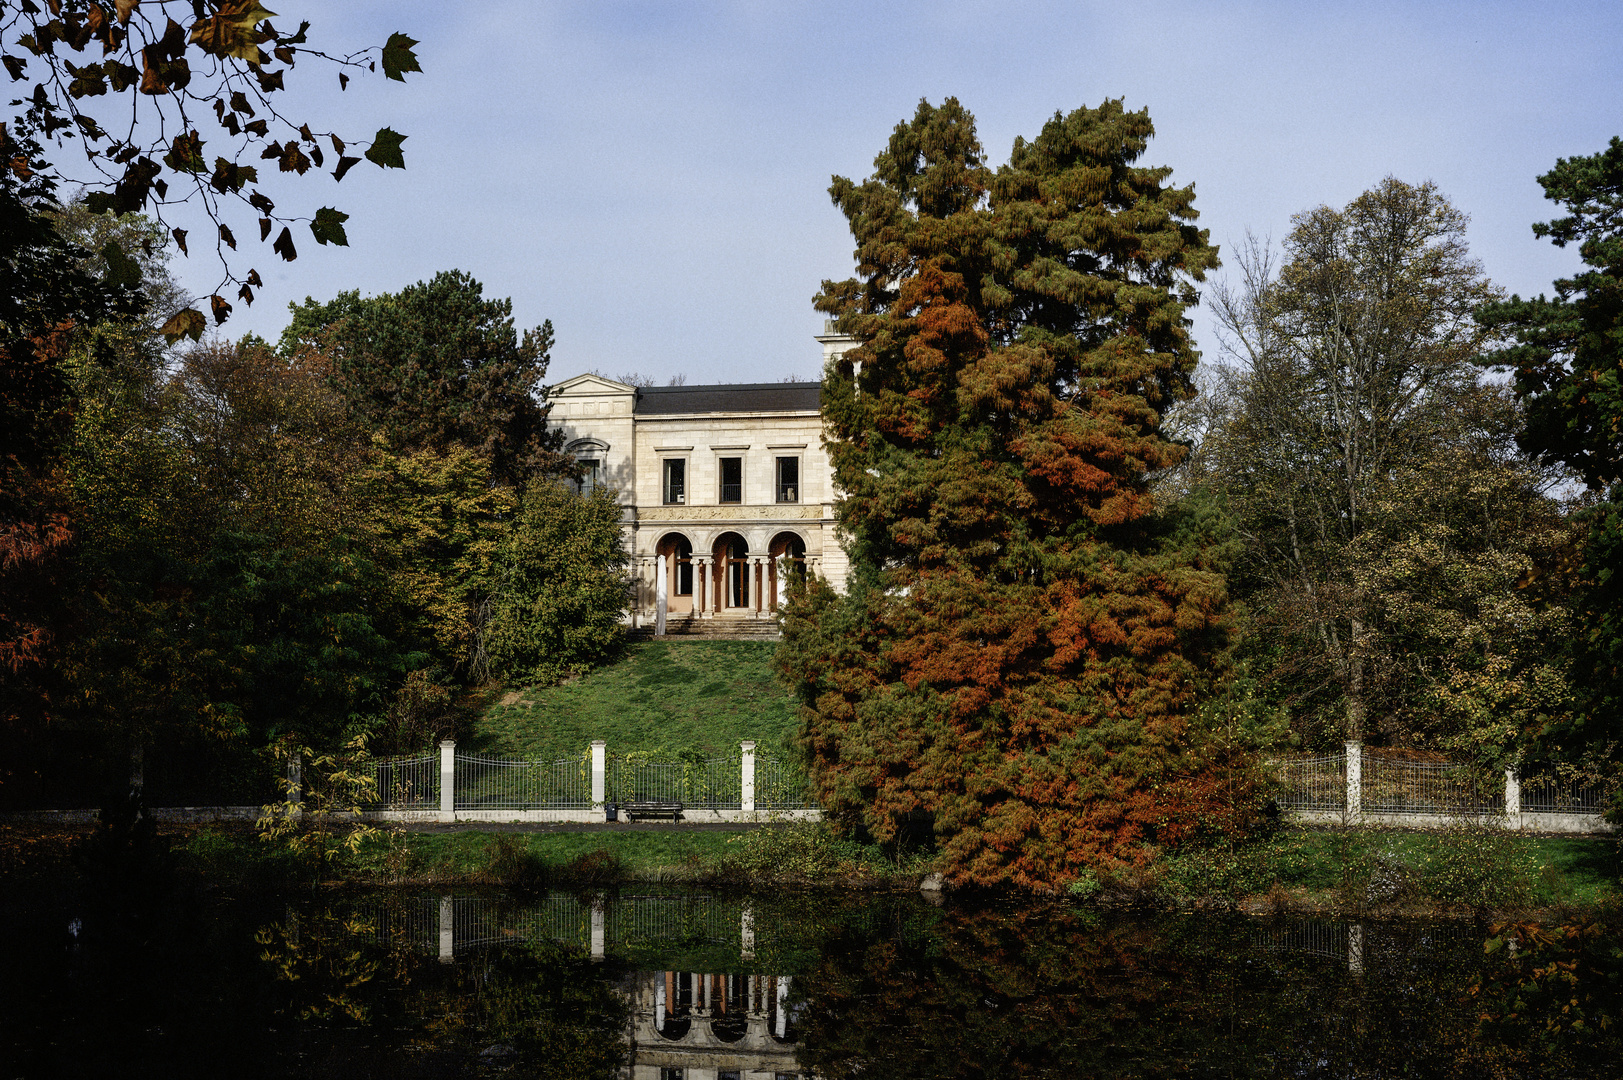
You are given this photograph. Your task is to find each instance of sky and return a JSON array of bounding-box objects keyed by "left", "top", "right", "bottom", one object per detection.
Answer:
[{"left": 157, "top": 0, "right": 1623, "bottom": 385}]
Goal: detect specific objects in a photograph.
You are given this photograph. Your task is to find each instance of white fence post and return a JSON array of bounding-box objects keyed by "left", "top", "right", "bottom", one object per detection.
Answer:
[
  {"left": 591, "top": 740, "right": 607, "bottom": 814},
  {"left": 741, "top": 740, "right": 756, "bottom": 814},
  {"left": 438, "top": 895, "right": 454, "bottom": 963},
  {"left": 439, "top": 739, "right": 456, "bottom": 823},
  {"left": 288, "top": 751, "right": 303, "bottom": 820},
  {"left": 1345, "top": 741, "right": 1362, "bottom": 822},
  {"left": 590, "top": 900, "right": 606, "bottom": 962},
  {"left": 741, "top": 902, "right": 755, "bottom": 960},
  {"left": 1505, "top": 765, "right": 1522, "bottom": 830}
]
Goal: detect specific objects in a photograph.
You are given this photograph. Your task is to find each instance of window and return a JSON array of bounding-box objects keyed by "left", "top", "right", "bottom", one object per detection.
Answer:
[
  {"left": 659, "top": 1070, "right": 685, "bottom": 1080},
  {"left": 719, "top": 457, "right": 742, "bottom": 504},
  {"left": 663, "top": 459, "right": 686, "bottom": 504},
  {"left": 577, "top": 458, "right": 600, "bottom": 495},
  {"left": 719, "top": 1072, "right": 741, "bottom": 1080},
  {"left": 776, "top": 456, "right": 800, "bottom": 503}
]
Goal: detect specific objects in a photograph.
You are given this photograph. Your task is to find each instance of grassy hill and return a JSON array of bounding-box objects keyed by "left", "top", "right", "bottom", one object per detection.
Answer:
[{"left": 470, "top": 639, "right": 800, "bottom": 762}]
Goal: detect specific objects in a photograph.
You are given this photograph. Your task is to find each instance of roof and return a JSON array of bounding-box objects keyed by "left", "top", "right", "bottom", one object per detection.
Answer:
[{"left": 632, "top": 382, "right": 821, "bottom": 415}]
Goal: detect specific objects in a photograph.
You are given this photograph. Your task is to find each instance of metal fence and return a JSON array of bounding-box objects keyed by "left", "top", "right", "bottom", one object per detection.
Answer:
[
  {"left": 454, "top": 754, "right": 592, "bottom": 810},
  {"left": 1362, "top": 753, "right": 1502, "bottom": 815},
  {"left": 756, "top": 757, "right": 814, "bottom": 810},
  {"left": 1520, "top": 770, "right": 1610, "bottom": 814},
  {"left": 1274, "top": 753, "right": 1347, "bottom": 811},
  {"left": 607, "top": 758, "right": 743, "bottom": 809},
  {"left": 368, "top": 754, "right": 439, "bottom": 810}
]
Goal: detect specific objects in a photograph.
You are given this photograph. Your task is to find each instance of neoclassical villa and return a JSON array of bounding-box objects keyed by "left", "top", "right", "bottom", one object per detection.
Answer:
[{"left": 548, "top": 327, "right": 856, "bottom": 632}]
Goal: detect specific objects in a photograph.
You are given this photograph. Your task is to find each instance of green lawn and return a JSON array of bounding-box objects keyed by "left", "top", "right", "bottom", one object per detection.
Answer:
[
  {"left": 471, "top": 640, "right": 799, "bottom": 761},
  {"left": 1162, "top": 826, "right": 1620, "bottom": 909}
]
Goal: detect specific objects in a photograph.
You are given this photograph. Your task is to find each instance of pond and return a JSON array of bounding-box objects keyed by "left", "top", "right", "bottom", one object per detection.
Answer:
[{"left": 4, "top": 880, "right": 1619, "bottom": 1078}]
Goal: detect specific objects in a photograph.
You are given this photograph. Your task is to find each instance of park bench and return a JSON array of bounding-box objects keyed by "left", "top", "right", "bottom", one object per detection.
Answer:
[{"left": 622, "top": 801, "right": 684, "bottom": 822}]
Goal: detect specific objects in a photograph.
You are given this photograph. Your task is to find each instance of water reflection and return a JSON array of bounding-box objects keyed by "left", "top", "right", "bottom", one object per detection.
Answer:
[{"left": 6, "top": 885, "right": 1621, "bottom": 1077}]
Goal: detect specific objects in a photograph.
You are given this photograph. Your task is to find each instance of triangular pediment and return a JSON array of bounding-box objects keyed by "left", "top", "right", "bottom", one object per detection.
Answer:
[{"left": 552, "top": 372, "right": 635, "bottom": 395}]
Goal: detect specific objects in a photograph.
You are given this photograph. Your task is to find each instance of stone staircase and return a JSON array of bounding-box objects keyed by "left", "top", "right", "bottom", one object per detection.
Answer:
[{"left": 628, "top": 613, "right": 782, "bottom": 641}]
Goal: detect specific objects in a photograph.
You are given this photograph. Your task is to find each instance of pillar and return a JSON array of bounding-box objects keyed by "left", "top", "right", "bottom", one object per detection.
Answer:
[
  {"left": 590, "top": 900, "right": 605, "bottom": 962},
  {"left": 438, "top": 895, "right": 454, "bottom": 963},
  {"left": 1345, "top": 740, "right": 1362, "bottom": 821},
  {"left": 696, "top": 559, "right": 707, "bottom": 615},
  {"left": 753, "top": 558, "right": 764, "bottom": 614},
  {"left": 1348, "top": 923, "right": 1364, "bottom": 976},
  {"left": 741, "top": 903, "right": 755, "bottom": 961},
  {"left": 1505, "top": 765, "right": 1521, "bottom": 830},
  {"left": 591, "top": 740, "right": 606, "bottom": 813},
  {"left": 655, "top": 553, "right": 668, "bottom": 637},
  {"left": 439, "top": 739, "right": 456, "bottom": 823},
  {"left": 775, "top": 976, "right": 790, "bottom": 1037},
  {"left": 741, "top": 740, "right": 757, "bottom": 814}
]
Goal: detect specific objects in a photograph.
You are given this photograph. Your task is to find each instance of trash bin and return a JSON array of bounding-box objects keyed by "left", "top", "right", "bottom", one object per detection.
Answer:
[{"left": 606, "top": 802, "right": 618, "bottom": 823}]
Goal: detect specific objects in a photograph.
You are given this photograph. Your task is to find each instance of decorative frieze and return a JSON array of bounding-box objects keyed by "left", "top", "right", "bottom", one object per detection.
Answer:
[{"left": 638, "top": 504, "right": 828, "bottom": 522}]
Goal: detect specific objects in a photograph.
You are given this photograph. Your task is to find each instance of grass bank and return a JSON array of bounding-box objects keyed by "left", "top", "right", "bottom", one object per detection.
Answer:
[
  {"left": 7, "top": 818, "right": 1616, "bottom": 918},
  {"left": 1139, "top": 825, "right": 1620, "bottom": 915},
  {"left": 472, "top": 640, "right": 798, "bottom": 760}
]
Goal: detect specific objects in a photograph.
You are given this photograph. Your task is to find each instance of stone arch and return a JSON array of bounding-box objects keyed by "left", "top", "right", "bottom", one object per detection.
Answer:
[
  {"left": 564, "top": 437, "right": 610, "bottom": 494},
  {"left": 654, "top": 531, "right": 696, "bottom": 615},
  {"left": 766, "top": 530, "right": 809, "bottom": 612},
  {"left": 711, "top": 531, "right": 751, "bottom": 611}
]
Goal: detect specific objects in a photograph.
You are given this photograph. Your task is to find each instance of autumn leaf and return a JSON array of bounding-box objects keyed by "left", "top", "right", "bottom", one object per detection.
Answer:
[
  {"left": 380, "top": 32, "right": 421, "bottom": 82},
  {"left": 100, "top": 239, "right": 142, "bottom": 287},
  {"left": 210, "top": 293, "right": 233, "bottom": 324},
  {"left": 310, "top": 206, "right": 348, "bottom": 246},
  {"left": 332, "top": 155, "right": 359, "bottom": 183},
  {"left": 273, "top": 225, "right": 296, "bottom": 261},
  {"left": 189, "top": 1, "right": 277, "bottom": 64},
  {"left": 160, "top": 306, "right": 207, "bottom": 342},
  {"left": 364, "top": 127, "right": 406, "bottom": 170}
]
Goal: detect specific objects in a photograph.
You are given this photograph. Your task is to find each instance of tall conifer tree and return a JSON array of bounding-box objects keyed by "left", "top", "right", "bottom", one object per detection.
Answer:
[{"left": 779, "top": 99, "right": 1239, "bottom": 888}]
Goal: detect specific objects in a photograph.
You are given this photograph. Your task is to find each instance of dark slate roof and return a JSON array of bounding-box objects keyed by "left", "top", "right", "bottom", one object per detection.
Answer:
[{"left": 632, "top": 382, "right": 821, "bottom": 415}]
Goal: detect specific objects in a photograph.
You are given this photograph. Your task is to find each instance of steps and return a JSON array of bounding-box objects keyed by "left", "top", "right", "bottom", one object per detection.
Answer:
[{"left": 628, "top": 613, "right": 782, "bottom": 641}]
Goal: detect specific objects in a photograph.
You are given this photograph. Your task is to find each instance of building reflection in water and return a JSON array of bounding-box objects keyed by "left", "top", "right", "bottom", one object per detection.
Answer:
[{"left": 631, "top": 969, "right": 802, "bottom": 1079}]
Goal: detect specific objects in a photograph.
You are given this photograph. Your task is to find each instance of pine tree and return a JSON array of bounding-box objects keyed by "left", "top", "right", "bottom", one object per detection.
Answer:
[{"left": 778, "top": 99, "right": 1242, "bottom": 888}]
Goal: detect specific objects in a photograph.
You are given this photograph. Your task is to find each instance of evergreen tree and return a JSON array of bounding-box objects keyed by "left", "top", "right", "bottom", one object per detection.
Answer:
[
  {"left": 281, "top": 270, "right": 565, "bottom": 487},
  {"left": 1477, "top": 137, "right": 1623, "bottom": 752},
  {"left": 778, "top": 99, "right": 1240, "bottom": 888}
]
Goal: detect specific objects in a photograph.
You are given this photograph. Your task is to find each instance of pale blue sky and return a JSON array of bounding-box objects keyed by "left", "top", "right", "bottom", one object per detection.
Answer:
[{"left": 167, "top": 1, "right": 1623, "bottom": 384}]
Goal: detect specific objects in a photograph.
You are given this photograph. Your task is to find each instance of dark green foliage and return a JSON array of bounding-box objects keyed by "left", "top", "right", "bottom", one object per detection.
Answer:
[
  {"left": 281, "top": 269, "right": 565, "bottom": 486},
  {"left": 1477, "top": 138, "right": 1623, "bottom": 744},
  {"left": 487, "top": 483, "right": 632, "bottom": 686}
]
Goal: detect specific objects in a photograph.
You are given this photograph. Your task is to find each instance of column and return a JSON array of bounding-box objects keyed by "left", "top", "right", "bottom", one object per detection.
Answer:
[
  {"left": 740, "top": 903, "right": 755, "bottom": 961},
  {"left": 591, "top": 740, "right": 606, "bottom": 814},
  {"left": 741, "top": 741, "right": 756, "bottom": 814},
  {"left": 775, "top": 976, "right": 790, "bottom": 1037},
  {"left": 1345, "top": 740, "right": 1362, "bottom": 821},
  {"left": 1505, "top": 765, "right": 1522, "bottom": 830},
  {"left": 1348, "top": 923, "right": 1364, "bottom": 976},
  {"left": 753, "top": 559, "right": 764, "bottom": 614},
  {"left": 438, "top": 895, "right": 454, "bottom": 963},
  {"left": 439, "top": 739, "right": 456, "bottom": 823},
  {"left": 590, "top": 900, "right": 605, "bottom": 962},
  {"left": 696, "top": 560, "right": 707, "bottom": 615},
  {"left": 655, "top": 553, "right": 668, "bottom": 637}
]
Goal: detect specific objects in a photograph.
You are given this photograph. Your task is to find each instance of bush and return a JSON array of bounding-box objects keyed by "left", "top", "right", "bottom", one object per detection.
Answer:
[
  {"left": 721, "top": 822, "right": 876, "bottom": 882},
  {"left": 1419, "top": 821, "right": 1539, "bottom": 913}
]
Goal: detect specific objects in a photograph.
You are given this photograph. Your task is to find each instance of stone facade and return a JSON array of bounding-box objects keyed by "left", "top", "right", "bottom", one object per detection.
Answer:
[{"left": 549, "top": 330, "right": 856, "bottom": 629}]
